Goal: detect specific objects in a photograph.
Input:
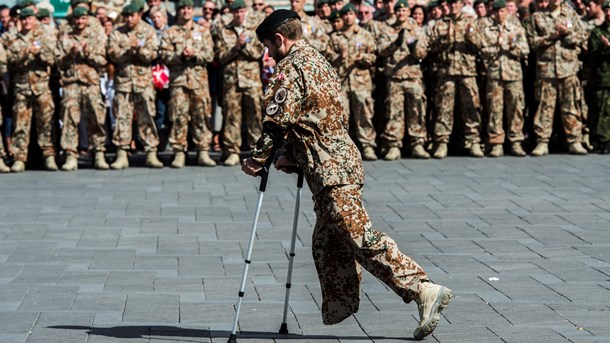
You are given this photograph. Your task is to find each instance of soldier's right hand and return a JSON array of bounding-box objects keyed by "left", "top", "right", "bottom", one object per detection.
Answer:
[{"left": 29, "top": 45, "right": 41, "bottom": 55}]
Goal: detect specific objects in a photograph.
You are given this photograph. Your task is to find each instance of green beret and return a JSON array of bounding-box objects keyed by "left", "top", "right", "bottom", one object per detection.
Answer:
[
  {"left": 340, "top": 3, "right": 356, "bottom": 14},
  {"left": 121, "top": 3, "right": 140, "bottom": 15},
  {"left": 602, "top": 0, "right": 610, "bottom": 9},
  {"left": 230, "top": 0, "right": 246, "bottom": 10},
  {"left": 70, "top": 0, "right": 89, "bottom": 7},
  {"left": 19, "top": 7, "right": 35, "bottom": 17},
  {"left": 72, "top": 6, "right": 88, "bottom": 17},
  {"left": 427, "top": 0, "right": 438, "bottom": 8},
  {"left": 473, "top": 0, "right": 487, "bottom": 6},
  {"left": 394, "top": 0, "right": 408, "bottom": 10},
  {"left": 328, "top": 10, "right": 341, "bottom": 20},
  {"left": 492, "top": 0, "right": 506, "bottom": 10},
  {"left": 177, "top": 0, "right": 194, "bottom": 8},
  {"left": 446, "top": 0, "right": 459, "bottom": 4},
  {"left": 329, "top": 0, "right": 343, "bottom": 4},
  {"left": 256, "top": 9, "right": 301, "bottom": 41},
  {"left": 131, "top": 0, "right": 145, "bottom": 10},
  {"left": 18, "top": 0, "right": 37, "bottom": 8},
  {"left": 36, "top": 7, "right": 50, "bottom": 18},
  {"left": 316, "top": 0, "right": 330, "bottom": 8}
]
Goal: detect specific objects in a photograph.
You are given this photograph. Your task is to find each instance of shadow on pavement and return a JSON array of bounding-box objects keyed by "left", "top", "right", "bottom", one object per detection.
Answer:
[{"left": 48, "top": 325, "right": 415, "bottom": 341}]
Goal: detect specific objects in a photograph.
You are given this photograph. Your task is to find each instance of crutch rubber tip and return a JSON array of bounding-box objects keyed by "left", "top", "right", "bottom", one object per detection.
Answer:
[
  {"left": 279, "top": 323, "right": 289, "bottom": 334},
  {"left": 228, "top": 333, "right": 237, "bottom": 343}
]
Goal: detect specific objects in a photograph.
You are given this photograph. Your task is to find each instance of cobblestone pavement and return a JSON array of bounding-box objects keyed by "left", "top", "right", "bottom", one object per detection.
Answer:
[{"left": 1, "top": 154, "right": 609, "bottom": 343}]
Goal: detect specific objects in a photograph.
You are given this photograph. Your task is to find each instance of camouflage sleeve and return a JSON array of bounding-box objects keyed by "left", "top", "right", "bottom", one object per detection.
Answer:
[
  {"left": 55, "top": 34, "right": 71, "bottom": 70},
  {"left": 215, "top": 30, "right": 240, "bottom": 65},
  {"left": 507, "top": 27, "right": 529, "bottom": 59},
  {"left": 239, "top": 34, "right": 264, "bottom": 61},
  {"left": 251, "top": 62, "right": 303, "bottom": 165},
  {"left": 136, "top": 29, "right": 158, "bottom": 64},
  {"left": 323, "top": 35, "right": 340, "bottom": 65},
  {"left": 39, "top": 32, "right": 56, "bottom": 66},
  {"left": 159, "top": 30, "right": 182, "bottom": 65},
  {"left": 359, "top": 32, "right": 377, "bottom": 66},
  {"left": 525, "top": 15, "right": 553, "bottom": 50},
  {"left": 0, "top": 42, "right": 7, "bottom": 75},
  {"left": 107, "top": 30, "right": 130, "bottom": 64},
  {"left": 412, "top": 29, "right": 428, "bottom": 60},
  {"left": 84, "top": 31, "right": 107, "bottom": 68},
  {"left": 194, "top": 29, "right": 214, "bottom": 65},
  {"left": 377, "top": 26, "right": 398, "bottom": 58},
  {"left": 562, "top": 16, "right": 585, "bottom": 47},
  {"left": 427, "top": 22, "right": 450, "bottom": 54},
  {"left": 589, "top": 29, "right": 610, "bottom": 58}
]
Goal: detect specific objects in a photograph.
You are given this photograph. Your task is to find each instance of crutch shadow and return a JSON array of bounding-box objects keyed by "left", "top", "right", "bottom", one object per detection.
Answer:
[{"left": 48, "top": 325, "right": 415, "bottom": 341}]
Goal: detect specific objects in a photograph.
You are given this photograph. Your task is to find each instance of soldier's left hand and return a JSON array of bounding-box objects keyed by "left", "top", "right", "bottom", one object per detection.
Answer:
[
  {"left": 29, "top": 45, "right": 41, "bottom": 55},
  {"left": 601, "top": 35, "right": 610, "bottom": 47},
  {"left": 242, "top": 158, "right": 262, "bottom": 176},
  {"left": 183, "top": 46, "right": 195, "bottom": 58}
]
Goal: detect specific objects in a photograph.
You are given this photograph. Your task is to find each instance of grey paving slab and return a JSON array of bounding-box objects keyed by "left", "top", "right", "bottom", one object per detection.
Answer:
[{"left": 1, "top": 156, "right": 610, "bottom": 342}]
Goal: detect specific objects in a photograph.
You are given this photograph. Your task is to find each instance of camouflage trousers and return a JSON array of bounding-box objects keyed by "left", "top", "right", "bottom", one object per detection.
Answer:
[
  {"left": 343, "top": 86, "right": 377, "bottom": 149},
  {"left": 60, "top": 83, "right": 107, "bottom": 156},
  {"left": 222, "top": 84, "right": 262, "bottom": 154},
  {"left": 168, "top": 86, "right": 213, "bottom": 152},
  {"left": 486, "top": 79, "right": 525, "bottom": 144},
  {"left": 434, "top": 75, "right": 482, "bottom": 144},
  {"left": 594, "top": 88, "right": 610, "bottom": 143},
  {"left": 0, "top": 105, "right": 5, "bottom": 158},
  {"left": 534, "top": 76, "right": 583, "bottom": 144},
  {"left": 112, "top": 89, "right": 159, "bottom": 152},
  {"left": 11, "top": 90, "right": 56, "bottom": 162},
  {"left": 313, "top": 184, "right": 428, "bottom": 325},
  {"left": 381, "top": 78, "right": 427, "bottom": 148}
]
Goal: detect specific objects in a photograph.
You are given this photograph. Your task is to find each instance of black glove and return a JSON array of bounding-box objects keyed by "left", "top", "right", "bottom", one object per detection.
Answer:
[{"left": 394, "top": 29, "right": 405, "bottom": 48}]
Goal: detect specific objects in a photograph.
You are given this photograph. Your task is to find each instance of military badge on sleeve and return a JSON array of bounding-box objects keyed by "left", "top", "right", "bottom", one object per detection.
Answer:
[
  {"left": 266, "top": 102, "right": 279, "bottom": 116},
  {"left": 274, "top": 87, "right": 288, "bottom": 104}
]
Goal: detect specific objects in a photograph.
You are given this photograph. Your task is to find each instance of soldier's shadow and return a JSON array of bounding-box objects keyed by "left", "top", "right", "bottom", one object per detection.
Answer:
[{"left": 49, "top": 325, "right": 416, "bottom": 341}]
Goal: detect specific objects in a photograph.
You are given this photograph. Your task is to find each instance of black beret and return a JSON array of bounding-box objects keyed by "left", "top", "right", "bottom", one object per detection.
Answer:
[{"left": 256, "top": 9, "right": 300, "bottom": 42}]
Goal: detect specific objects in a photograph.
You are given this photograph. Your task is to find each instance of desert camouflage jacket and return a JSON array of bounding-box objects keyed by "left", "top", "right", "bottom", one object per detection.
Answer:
[
  {"left": 425, "top": 14, "right": 479, "bottom": 76},
  {"left": 0, "top": 42, "right": 6, "bottom": 76},
  {"left": 378, "top": 17, "right": 427, "bottom": 79},
  {"left": 251, "top": 39, "right": 365, "bottom": 197},
  {"left": 107, "top": 20, "right": 158, "bottom": 93},
  {"left": 297, "top": 11, "right": 330, "bottom": 52},
  {"left": 588, "top": 21, "right": 610, "bottom": 88},
  {"left": 160, "top": 21, "right": 214, "bottom": 90},
  {"left": 56, "top": 21, "right": 107, "bottom": 85},
  {"left": 6, "top": 23, "right": 56, "bottom": 96},
  {"left": 326, "top": 25, "right": 377, "bottom": 91}
]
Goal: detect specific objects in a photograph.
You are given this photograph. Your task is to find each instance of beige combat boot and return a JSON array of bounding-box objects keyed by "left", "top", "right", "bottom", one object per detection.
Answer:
[
  {"left": 433, "top": 143, "right": 448, "bottom": 159},
  {"left": 61, "top": 155, "right": 78, "bottom": 171},
  {"left": 197, "top": 151, "right": 216, "bottom": 166},
  {"left": 510, "top": 142, "right": 526, "bottom": 157},
  {"left": 362, "top": 146, "right": 377, "bottom": 161},
  {"left": 111, "top": 149, "right": 129, "bottom": 169},
  {"left": 146, "top": 151, "right": 163, "bottom": 168},
  {"left": 413, "top": 282, "right": 453, "bottom": 341},
  {"left": 488, "top": 144, "right": 503, "bottom": 157},
  {"left": 384, "top": 147, "right": 401, "bottom": 160},
  {"left": 11, "top": 160, "right": 25, "bottom": 173},
  {"left": 411, "top": 144, "right": 430, "bottom": 159},
  {"left": 469, "top": 144, "right": 484, "bottom": 157},
  {"left": 0, "top": 158, "right": 10, "bottom": 173},
  {"left": 171, "top": 151, "right": 186, "bottom": 168},
  {"left": 224, "top": 153, "right": 240, "bottom": 166},
  {"left": 568, "top": 142, "right": 587, "bottom": 155},
  {"left": 94, "top": 151, "right": 109, "bottom": 170},
  {"left": 44, "top": 156, "right": 58, "bottom": 171},
  {"left": 530, "top": 142, "right": 548, "bottom": 156}
]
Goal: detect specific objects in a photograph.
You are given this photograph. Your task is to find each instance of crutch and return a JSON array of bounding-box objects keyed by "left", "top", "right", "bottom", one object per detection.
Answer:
[
  {"left": 279, "top": 167, "right": 304, "bottom": 334},
  {"left": 228, "top": 158, "right": 273, "bottom": 343}
]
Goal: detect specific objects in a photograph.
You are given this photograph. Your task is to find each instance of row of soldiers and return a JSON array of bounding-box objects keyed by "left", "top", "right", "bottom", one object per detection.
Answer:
[{"left": 1, "top": 0, "right": 610, "bottom": 173}]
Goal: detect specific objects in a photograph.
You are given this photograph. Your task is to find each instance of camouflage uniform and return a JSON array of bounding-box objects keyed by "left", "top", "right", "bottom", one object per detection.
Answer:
[
  {"left": 297, "top": 11, "right": 330, "bottom": 52},
  {"left": 251, "top": 39, "right": 429, "bottom": 325},
  {"left": 6, "top": 23, "right": 57, "bottom": 163},
  {"left": 475, "top": 17, "right": 529, "bottom": 146},
  {"left": 160, "top": 21, "right": 215, "bottom": 153},
  {"left": 326, "top": 25, "right": 377, "bottom": 151},
  {"left": 107, "top": 20, "right": 160, "bottom": 152},
  {"left": 56, "top": 20, "right": 108, "bottom": 157},
  {"left": 588, "top": 20, "right": 610, "bottom": 146},
  {"left": 215, "top": 18, "right": 264, "bottom": 155},
  {"left": 426, "top": 14, "right": 483, "bottom": 150},
  {"left": 378, "top": 18, "right": 429, "bottom": 150},
  {"left": 525, "top": 6, "right": 586, "bottom": 146},
  {"left": 0, "top": 42, "right": 6, "bottom": 159}
]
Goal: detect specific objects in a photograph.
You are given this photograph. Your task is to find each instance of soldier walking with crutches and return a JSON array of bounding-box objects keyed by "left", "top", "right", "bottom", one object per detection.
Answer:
[{"left": 239, "top": 10, "right": 453, "bottom": 342}]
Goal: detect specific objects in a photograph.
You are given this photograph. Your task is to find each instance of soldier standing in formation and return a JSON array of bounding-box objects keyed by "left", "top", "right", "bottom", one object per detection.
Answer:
[
  {"left": 0, "top": 40, "right": 8, "bottom": 173},
  {"left": 107, "top": 3, "right": 164, "bottom": 169},
  {"left": 7, "top": 8, "right": 58, "bottom": 172},
  {"left": 378, "top": 0, "right": 430, "bottom": 160},
  {"left": 160, "top": 0, "right": 216, "bottom": 168},
  {"left": 526, "top": 0, "right": 588, "bottom": 156},
  {"left": 326, "top": 3, "right": 378, "bottom": 160},
  {"left": 475, "top": 0, "right": 529, "bottom": 156},
  {"left": 588, "top": 1, "right": 610, "bottom": 153},
  {"left": 215, "top": 0, "right": 264, "bottom": 166},
  {"left": 56, "top": 7, "right": 110, "bottom": 171}
]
